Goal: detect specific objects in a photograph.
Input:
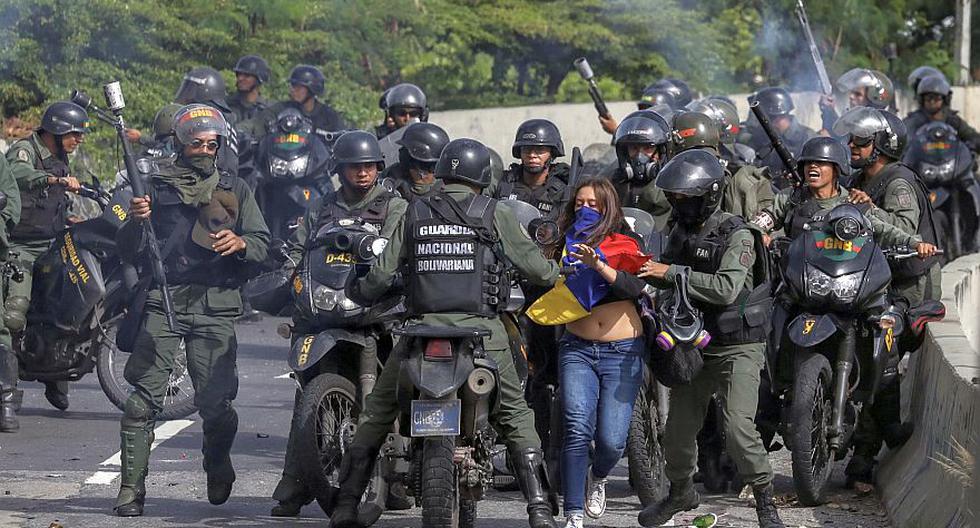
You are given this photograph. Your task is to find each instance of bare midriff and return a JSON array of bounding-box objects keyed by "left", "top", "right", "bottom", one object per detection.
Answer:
[{"left": 566, "top": 299, "right": 643, "bottom": 342}]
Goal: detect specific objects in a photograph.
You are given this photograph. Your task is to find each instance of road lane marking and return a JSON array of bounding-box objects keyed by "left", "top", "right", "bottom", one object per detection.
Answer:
[
  {"left": 86, "top": 419, "right": 195, "bottom": 485},
  {"left": 275, "top": 373, "right": 292, "bottom": 379}
]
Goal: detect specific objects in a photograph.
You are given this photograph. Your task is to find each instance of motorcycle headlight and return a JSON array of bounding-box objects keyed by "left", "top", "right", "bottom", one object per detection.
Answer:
[
  {"left": 286, "top": 156, "right": 309, "bottom": 178},
  {"left": 270, "top": 157, "right": 289, "bottom": 177},
  {"left": 806, "top": 267, "right": 863, "bottom": 304},
  {"left": 313, "top": 285, "right": 340, "bottom": 311}
]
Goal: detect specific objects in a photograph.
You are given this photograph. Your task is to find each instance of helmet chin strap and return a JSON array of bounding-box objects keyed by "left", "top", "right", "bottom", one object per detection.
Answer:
[
  {"left": 53, "top": 135, "right": 69, "bottom": 163},
  {"left": 850, "top": 150, "right": 877, "bottom": 170}
]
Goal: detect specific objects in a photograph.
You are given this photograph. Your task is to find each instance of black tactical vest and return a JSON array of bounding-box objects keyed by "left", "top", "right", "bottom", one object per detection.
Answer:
[
  {"left": 11, "top": 141, "right": 71, "bottom": 240},
  {"left": 662, "top": 212, "right": 773, "bottom": 345},
  {"left": 495, "top": 163, "right": 568, "bottom": 216},
  {"left": 863, "top": 163, "right": 939, "bottom": 280},
  {"left": 151, "top": 172, "right": 251, "bottom": 287},
  {"left": 405, "top": 192, "right": 507, "bottom": 317},
  {"left": 313, "top": 190, "right": 393, "bottom": 235}
]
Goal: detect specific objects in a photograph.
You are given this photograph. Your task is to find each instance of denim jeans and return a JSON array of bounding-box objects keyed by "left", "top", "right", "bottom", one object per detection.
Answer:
[{"left": 558, "top": 332, "right": 644, "bottom": 514}]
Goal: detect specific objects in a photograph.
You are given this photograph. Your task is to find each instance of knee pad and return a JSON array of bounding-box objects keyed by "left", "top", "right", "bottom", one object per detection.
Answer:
[
  {"left": 122, "top": 393, "right": 156, "bottom": 428},
  {"left": 3, "top": 296, "right": 29, "bottom": 332}
]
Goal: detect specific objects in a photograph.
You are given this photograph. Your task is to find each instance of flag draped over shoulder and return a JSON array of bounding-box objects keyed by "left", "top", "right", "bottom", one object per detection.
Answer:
[{"left": 527, "top": 213, "right": 648, "bottom": 325}]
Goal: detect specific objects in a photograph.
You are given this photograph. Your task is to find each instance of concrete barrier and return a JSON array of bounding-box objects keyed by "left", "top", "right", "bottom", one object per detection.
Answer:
[{"left": 877, "top": 254, "right": 980, "bottom": 528}]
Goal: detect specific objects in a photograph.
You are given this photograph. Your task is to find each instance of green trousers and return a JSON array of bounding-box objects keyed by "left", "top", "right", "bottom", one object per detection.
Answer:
[
  {"left": 4, "top": 239, "right": 50, "bottom": 335},
  {"left": 352, "top": 342, "right": 541, "bottom": 453},
  {"left": 663, "top": 342, "right": 774, "bottom": 488}
]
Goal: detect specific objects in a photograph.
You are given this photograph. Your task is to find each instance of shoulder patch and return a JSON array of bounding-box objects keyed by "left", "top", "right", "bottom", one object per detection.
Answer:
[
  {"left": 16, "top": 149, "right": 29, "bottom": 162},
  {"left": 896, "top": 189, "right": 913, "bottom": 207},
  {"left": 739, "top": 250, "right": 753, "bottom": 267}
]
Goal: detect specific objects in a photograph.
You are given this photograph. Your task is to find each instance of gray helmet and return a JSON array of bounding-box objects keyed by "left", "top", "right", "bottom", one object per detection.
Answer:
[
  {"left": 637, "top": 86, "right": 677, "bottom": 110},
  {"left": 512, "top": 119, "right": 564, "bottom": 158},
  {"left": 832, "top": 106, "right": 907, "bottom": 163},
  {"left": 40, "top": 101, "right": 91, "bottom": 136},
  {"left": 397, "top": 122, "right": 450, "bottom": 163},
  {"left": 613, "top": 111, "right": 672, "bottom": 185},
  {"left": 172, "top": 104, "right": 229, "bottom": 145},
  {"left": 907, "top": 66, "right": 946, "bottom": 93},
  {"left": 671, "top": 111, "right": 720, "bottom": 154},
  {"left": 489, "top": 147, "right": 504, "bottom": 185},
  {"left": 435, "top": 138, "right": 492, "bottom": 188},
  {"left": 750, "top": 87, "right": 794, "bottom": 116},
  {"left": 151, "top": 103, "right": 183, "bottom": 138},
  {"left": 175, "top": 67, "right": 227, "bottom": 105},
  {"left": 234, "top": 55, "right": 271, "bottom": 85},
  {"left": 385, "top": 83, "right": 428, "bottom": 121},
  {"left": 797, "top": 136, "right": 851, "bottom": 177},
  {"left": 835, "top": 68, "right": 893, "bottom": 109},
  {"left": 288, "top": 65, "right": 325, "bottom": 97},
  {"left": 333, "top": 130, "right": 385, "bottom": 168},
  {"left": 687, "top": 97, "right": 740, "bottom": 142},
  {"left": 916, "top": 74, "right": 952, "bottom": 106},
  {"left": 656, "top": 149, "right": 725, "bottom": 224},
  {"left": 651, "top": 78, "right": 693, "bottom": 108}
]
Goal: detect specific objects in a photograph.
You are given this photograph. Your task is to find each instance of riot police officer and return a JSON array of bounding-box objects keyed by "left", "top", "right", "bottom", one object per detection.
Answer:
[
  {"left": 376, "top": 83, "right": 428, "bottom": 139},
  {"left": 672, "top": 110, "right": 774, "bottom": 221},
  {"left": 113, "top": 104, "right": 270, "bottom": 516},
  {"left": 0, "top": 153, "right": 22, "bottom": 432},
  {"left": 334, "top": 139, "right": 561, "bottom": 528},
  {"left": 494, "top": 119, "right": 570, "bottom": 216},
  {"left": 129, "top": 103, "right": 182, "bottom": 160},
  {"left": 246, "top": 65, "right": 346, "bottom": 140},
  {"left": 271, "top": 130, "right": 408, "bottom": 517},
  {"left": 819, "top": 68, "right": 894, "bottom": 131},
  {"left": 598, "top": 80, "right": 686, "bottom": 135},
  {"left": 610, "top": 110, "right": 673, "bottom": 230},
  {"left": 4, "top": 101, "right": 90, "bottom": 411},
  {"left": 904, "top": 74, "right": 980, "bottom": 152},
  {"left": 378, "top": 122, "right": 450, "bottom": 201},
  {"left": 907, "top": 65, "right": 946, "bottom": 94},
  {"left": 227, "top": 54, "right": 271, "bottom": 122},
  {"left": 739, "top": 87, "right": 816, "bottom": 188},
  {"left": 635, "top": 150, "right": 785, "bottom": 528}
]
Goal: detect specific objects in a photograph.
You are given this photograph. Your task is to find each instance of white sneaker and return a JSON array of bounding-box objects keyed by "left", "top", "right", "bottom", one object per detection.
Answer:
[
  {"left": 564, "top": 513, "right": 584, "bottom": 528},
  {"left": 585, "top": 472, "right": 608, "bottom": 519}
]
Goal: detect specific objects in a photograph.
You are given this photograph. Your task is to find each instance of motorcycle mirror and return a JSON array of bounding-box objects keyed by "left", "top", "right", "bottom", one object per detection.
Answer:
[
  {"left": 529, "top": 218, "right": 559, "bottom": 247},
  {"left": 71, "top": 89, "right": 93, "bottom": 110}
]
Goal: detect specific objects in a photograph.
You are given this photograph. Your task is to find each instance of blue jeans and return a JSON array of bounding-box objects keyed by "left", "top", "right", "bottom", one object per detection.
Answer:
[{"left": 558, "top": 333, "right": 644, "bottom": 514}]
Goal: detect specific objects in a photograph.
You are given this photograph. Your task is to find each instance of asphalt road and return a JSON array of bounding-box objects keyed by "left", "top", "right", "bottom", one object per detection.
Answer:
[{"left": 0, "top": 316, "right": 892, "bottom": 528}]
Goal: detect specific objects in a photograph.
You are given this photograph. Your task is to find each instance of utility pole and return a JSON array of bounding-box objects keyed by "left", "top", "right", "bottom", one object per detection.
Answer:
[{"left": 955, "top": 0, "right": 972, "bottom": 84}]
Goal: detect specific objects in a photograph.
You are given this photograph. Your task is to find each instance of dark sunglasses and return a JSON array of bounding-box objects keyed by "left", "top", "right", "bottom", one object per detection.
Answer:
[
  {"left": 189, "top": 138, "right": 220, "bottom": 151},
  {"left": 410, "top": 159, "right": 437, "bottom": 173},
  {"left": 393, "top": 108, "right": 421, "bottom": 118},
  {"left": 848, "top": 135, "right": 874, "bottom": 148}
]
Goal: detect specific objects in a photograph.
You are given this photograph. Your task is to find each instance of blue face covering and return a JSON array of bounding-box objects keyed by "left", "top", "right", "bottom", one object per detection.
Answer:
[{"left": 563, "top": 206, "right": 603, "bottom": 268}]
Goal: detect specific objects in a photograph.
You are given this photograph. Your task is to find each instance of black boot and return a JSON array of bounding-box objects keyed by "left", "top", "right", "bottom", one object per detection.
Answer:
[
  {"left": 511, "top": 447, "right": 558, "bottom": 528},
  {"left": 844, "top": 454, "right": 876, "bottom": 488},
  {"left": 43, "top": 381, "right": 69, "bottom": 411},
  {"left": 1, "top": 389, "right": 19, "bottom": 433},
  {"left": 329, "top": 445, "right": 379, "bottom": 528},
  {"left": 753, "top": 483, "right": 785, "bottom": 528},
  {"left": 271, "top": 475, "right": 312, "bottom": 517},
  {"left": 202, "top": 410, "right": 237, "bottom": 505},
  {"left": 638, "top": 480, "right": 700, "bottom": 527}
]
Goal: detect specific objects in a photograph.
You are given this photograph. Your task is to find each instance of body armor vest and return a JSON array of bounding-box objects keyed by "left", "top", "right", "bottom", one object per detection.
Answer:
[
  {"left": 864, "top": 163, "right": 939, "bottom": 280},
  {"left": 662, "top": 212, "right": 772, "bottom": 345},
  {"left": 12, "top": 141, "right": 71, "bottom": 240},
  {"left": 405, "top": 192, "right": 507, "bottom": 317},
  {"left": 151, "top": 172, "right": 250, "bottom": 287},
  {"left": 495, "top": 163, "right": 568, "bottom": 216},
  {"left": 313, "top": 190, "right": 393, "bottom": 235}
]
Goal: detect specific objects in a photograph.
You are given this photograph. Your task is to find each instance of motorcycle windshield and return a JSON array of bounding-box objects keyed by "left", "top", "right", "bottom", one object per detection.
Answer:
[
  {"left": 622, "top": 207, "right": 657, "bottom": 252},
  {"left": 498, "top": 200, "right": 542, "bottom": 229},
  {"left": 831, "top": 106, "right": 889, "bottom": 138},
  {"left": 307, "top": 245, "right": 355, "bottom": 290}
]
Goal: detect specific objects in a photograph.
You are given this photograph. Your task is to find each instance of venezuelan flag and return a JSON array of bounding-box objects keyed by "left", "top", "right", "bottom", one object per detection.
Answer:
[{"left": 527, "top": 233, "right": 648, "bottom": 325}]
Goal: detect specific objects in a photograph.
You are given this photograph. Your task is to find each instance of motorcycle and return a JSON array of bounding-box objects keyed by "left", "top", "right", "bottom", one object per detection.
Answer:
[
  {"left": 5, "top": 184, "right": 197, "bottom": 420},
  {"left": 253, "top": 107, "right": 336, "bottom": 243},
  {"left": 768, "top": 203, "right": 921, "bottom": 505},
  {"left": 274, "top": 216, "right": 404, "bottom": 517},
  {"left": 902, "top": 121, "right": 980, "bottom": 260}
]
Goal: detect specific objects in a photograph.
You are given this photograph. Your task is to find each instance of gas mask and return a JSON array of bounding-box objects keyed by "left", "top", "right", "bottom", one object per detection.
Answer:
[{"left": 624, "top": 152, "right": 659, "bottom": 185}]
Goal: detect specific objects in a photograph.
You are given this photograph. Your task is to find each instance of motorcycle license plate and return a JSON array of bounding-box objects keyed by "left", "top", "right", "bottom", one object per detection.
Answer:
[{"left": 410, "top": 399, "right": 461, "bottom": 437}]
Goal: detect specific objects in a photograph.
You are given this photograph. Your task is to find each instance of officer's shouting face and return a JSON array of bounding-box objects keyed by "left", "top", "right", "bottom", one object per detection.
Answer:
[
  {"left": 236, "top": 73, "right": 258, "bottom": 93},
  {"left": 521, "top": 145, "right": 552, "bottom": 175},
  {"left": 342, "top": 162, "right": 379, "bottom": 192},
  {"left": 59, "top": 131, "right": 85, "bottom": 154},
  {"left": 804, "top": 160, "right": 836, "bottom": 193},
  {"left": 847, "top": 135, "right": 874, "bottom": 165},
  {"left": 390, "top": 106, "right": 422, "bottom": 128}
]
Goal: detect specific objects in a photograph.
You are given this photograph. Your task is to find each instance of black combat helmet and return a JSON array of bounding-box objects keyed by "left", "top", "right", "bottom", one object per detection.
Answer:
[
  {"left": 233, "top": 55, "right": 271, "bottom": 85},
  {"left": 656, "top": 149, "right": 726, "bottom": 225},
  {"left": 175, "top": 67, "right": 228, "bottom": 106},
  {"left": 651, "top": 78, "right": 693, "bottom": 108},
  {"left": 833, "top": 107, "right": 907, "bottom": 164},
  {"left": 907, "top": 65, "right": 946, "bottom": 93},
  {"left": 613, "top": 111, "right": 671, "bottom": 184},
  {"left": 671, "top": 111, "right": 720, "bottom": 154},
  {"left": 40, "top": 101, "right": 91, "bottom": 136},
  {"left": 836, "top": 68, "right": 893, "bottom": 109},
  {"left": 333, "top": 130, "right": 385, "bottom": 169},
  {"left": 385, "top": 83, "right": 428, "bottom": 121},
  {"left": 151, "top": 103, "right": 183, "bottom": 139},
  {"left": 637, "top": 86, "right": 677, "bottom": 110},
  {"left": 750, "top": 87, "right": 795, "bottom": 117},
  {"left": 797, "top": 136, "right": 851, "bottom": 177},
  {"left": 511, "top": 119, "right": 565, "bottom": 158},
  {"left": 916, "top": 75, "right": 953, "bottom": 106},
  {"left": 688, "top": 97, "right": 741, "bottom": 143},
  {"left": 435, "top": 138, "right": 492, "bottom": 188},
  {"left": 288, "top": 65, "right": 326, "bottom": 97},
  {"left": 397, "top": 122, "right": 450, "bottom": 163}
]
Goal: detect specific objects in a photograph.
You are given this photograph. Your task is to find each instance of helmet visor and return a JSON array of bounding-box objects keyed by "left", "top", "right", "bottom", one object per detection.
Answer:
[{"left": 832, "top": 106, "right": 889, "bottom": 139}]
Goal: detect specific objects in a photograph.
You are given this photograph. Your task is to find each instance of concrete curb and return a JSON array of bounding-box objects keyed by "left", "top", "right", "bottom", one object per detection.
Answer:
[{"left": 877, "top": 254, "right": 980, "bottom": 528}]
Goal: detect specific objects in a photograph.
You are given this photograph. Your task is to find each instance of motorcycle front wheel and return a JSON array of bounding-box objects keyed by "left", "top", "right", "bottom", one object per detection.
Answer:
[
  {"left": 97, "top": 327, "right": 197, "bottom": 421},
  {"left": 627, "top": 382, "right": 668, "bottom": 506},
  {"left": 789, "top": 351, "right": 834, "bottom": 506},
  {"left": 422, "top": 435, "right": 477, "bottom": 528}
]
